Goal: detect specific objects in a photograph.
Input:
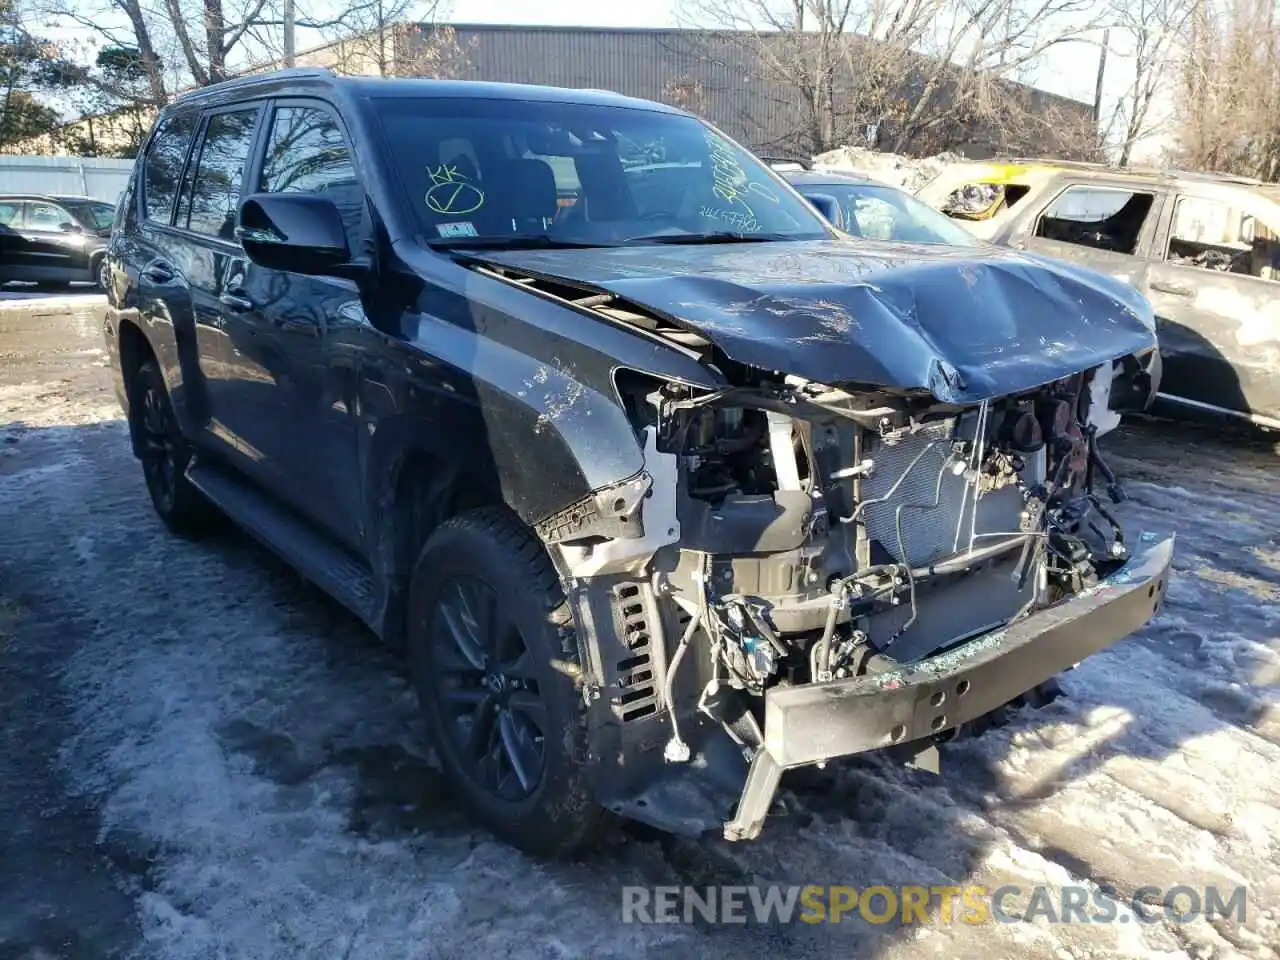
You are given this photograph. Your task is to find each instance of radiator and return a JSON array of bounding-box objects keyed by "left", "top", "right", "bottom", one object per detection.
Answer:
[{"left": 859, "top": 417, "right": 1025, "bottom": 568}]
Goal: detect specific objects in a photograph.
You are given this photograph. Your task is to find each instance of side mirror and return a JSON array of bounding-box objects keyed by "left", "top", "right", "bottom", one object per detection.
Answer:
[
  {"left": 58, "top": 221, "right": 82, "bottom": 233},
  {"left": 803, "top": 192, "right": 843, "bottom": 229},
  {"left": 237, "top": 193, "right": 350, "bottom": 274}
]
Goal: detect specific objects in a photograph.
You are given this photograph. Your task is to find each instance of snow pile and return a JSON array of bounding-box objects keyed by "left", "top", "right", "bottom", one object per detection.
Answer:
[{"left": 812, "top": 145, "right": 967, "bottom": 193}]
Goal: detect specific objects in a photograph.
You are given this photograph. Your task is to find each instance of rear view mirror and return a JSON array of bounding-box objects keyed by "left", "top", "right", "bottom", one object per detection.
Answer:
[
  {"left": 803, "top": 192, "right": 842, "bottom": 229},
  {"left": 237, "top": 193, "right": 350, "bottom": 274}
]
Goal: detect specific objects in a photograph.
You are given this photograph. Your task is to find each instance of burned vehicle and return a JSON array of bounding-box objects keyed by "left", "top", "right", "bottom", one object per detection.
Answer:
[
  {"left": 917, "top": 160, "right": 1280, "bottom": 429},
  {"left": 104, "top": 69, "right": 1172, "bottom": 854}
]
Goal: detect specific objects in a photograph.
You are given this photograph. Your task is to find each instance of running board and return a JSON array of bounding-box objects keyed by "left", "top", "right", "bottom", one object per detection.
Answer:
[
  {"left": 187, "top": 459, "right": 381, "bottom": 628},
  {"left": 1155, "top": 392, "right": 1280, "bottom": 431}
]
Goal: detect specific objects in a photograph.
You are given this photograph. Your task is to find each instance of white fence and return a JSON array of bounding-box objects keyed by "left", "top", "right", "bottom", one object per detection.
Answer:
[{"left": 0, "top": 156, "right": 134, "bottom": 204}]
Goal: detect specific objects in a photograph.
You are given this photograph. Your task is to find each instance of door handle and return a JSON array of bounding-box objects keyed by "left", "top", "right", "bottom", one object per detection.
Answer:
[
  {"left": 219, "top": 292, "right": 254, "bottom": 312},
  {"left": 141, "top": 261, "right": 175, "bottom": 283},
  {"left": 1150, "top": 280, "right": 1194, "bottom": 298}
]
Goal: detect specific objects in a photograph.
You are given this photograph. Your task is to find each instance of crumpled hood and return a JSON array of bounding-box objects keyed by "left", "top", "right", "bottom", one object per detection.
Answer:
[{"left": 479, "top": 239, "right": 1157, "bottom": 403}]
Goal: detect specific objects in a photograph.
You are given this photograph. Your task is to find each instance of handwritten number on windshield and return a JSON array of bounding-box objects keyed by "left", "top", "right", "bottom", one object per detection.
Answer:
[{"left": 704, "top": 132, "right": 779, "bottom": 230}]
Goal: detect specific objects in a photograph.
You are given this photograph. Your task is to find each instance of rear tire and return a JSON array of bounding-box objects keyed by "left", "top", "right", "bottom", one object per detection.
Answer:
[
  {"left": 94, "top": 256, "right": 109, "bottom": 291},
  {"left": 129, "top": 361, "right": 214, "bottom": 535},
  {"left": 407, "top": 507, "right": 605, "bottom": 856}
]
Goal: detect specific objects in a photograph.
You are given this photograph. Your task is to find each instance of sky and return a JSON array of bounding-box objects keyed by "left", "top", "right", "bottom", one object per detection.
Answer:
[{"left": 441, "top": 0, "right": 681, "bottom": 28}]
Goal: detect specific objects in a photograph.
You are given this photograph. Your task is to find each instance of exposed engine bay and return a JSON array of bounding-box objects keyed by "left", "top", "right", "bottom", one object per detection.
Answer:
[{"left": 540, "top": 356, "right": 1155, "bottom": 837}]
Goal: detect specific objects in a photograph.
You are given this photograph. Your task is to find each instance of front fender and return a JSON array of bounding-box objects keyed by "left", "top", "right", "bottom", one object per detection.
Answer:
[{"left": 361, "top": 312, "right": 647, "bottom": 530}]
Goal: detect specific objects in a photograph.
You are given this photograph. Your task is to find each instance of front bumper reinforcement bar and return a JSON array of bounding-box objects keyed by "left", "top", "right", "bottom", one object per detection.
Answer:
[{"left": 723, "top": 532, "right": 1175, "bottom": 841}]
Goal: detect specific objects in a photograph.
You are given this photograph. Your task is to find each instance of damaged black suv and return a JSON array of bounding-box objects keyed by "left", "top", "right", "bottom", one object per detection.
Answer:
[{"left": 104, "top": 68, "right": 1172, "bottom": 854}]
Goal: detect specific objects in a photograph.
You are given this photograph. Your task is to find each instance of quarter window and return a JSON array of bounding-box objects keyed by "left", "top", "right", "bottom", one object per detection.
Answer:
[
  {"left": 0, "top": 202, "right": 22, "bottom": 226},
  {"left": 185, "top": 109, "right": 259, "bottom": 240},
  {"left": 1167, "top": 195, "right": 1278, "bottom": 282},
  {"left": 143, "top": 112, "right": 199, "bottom": 224},
  {"left": 258, "top": 105, "right": 362, "bottom": 236},
  {"left": 1034, "top": 186, "right": 1155, "bottom": 255}
]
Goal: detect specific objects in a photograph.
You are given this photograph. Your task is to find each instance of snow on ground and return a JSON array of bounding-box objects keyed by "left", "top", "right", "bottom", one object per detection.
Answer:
[
  {"left": 811, "top": 146, "right": 962, "bottom": 192},
  {"left": 1, "top": 299, "right": 1278, "bottom": 959}
]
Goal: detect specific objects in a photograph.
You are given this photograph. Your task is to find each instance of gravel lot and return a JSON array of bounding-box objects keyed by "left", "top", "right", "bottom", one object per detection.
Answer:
[{"left": 1, "top": 297, "right": 1277, "bottom": 960}]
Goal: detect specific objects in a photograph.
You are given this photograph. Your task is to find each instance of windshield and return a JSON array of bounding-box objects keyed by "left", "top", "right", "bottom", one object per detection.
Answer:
[
  {"left": 372, "top": 97, "right": 833, "bottom": 247},
  {"left": 798, "top": 181, "right": 980, "bottom": 246},
  {"left": 66, "top": 201, "right": 116, "bottom": 231}
]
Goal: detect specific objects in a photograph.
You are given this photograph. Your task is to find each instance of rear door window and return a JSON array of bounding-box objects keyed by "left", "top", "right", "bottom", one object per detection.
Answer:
[
  {"left": 1166, "top": 195, "right": 1279, "bottom": 282},
  {"left": 1034, "top": 185, "right": 1156, "bottom": 255},
  {"left": 143, "top": 112, "right": 200, "bottom": 224},
  {"left": 184, "top": 108, "right": 261, "bottom": 240},
  {"left": 26, "top": 202, "right": 71, "bottom": 231}
]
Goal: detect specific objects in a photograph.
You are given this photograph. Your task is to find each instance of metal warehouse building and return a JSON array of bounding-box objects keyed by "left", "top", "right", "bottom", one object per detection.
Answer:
[{"left": 9, "top": 23, "right": 1092, "bottom": 160}]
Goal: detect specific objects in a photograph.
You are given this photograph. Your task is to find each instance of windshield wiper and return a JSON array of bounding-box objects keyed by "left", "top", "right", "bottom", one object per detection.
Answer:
[
  {"left": 624, "top": 231, "right": 799, "bottom": 245},
  {"left": 425, "top": 235, "right": 612, "bottom": 250}
]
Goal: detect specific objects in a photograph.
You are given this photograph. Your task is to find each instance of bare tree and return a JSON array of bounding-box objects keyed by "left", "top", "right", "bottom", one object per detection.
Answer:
[
  {"left": 1171, "top": 0, "right": 1280, "bottom": 181},
  {"left": 314, "top": 11, "right": 475, "bottom": 78},
  {"left": 42, "top": 0, "right": 417, "bottom": 101},
  {"left": 302, "top": 0, "right": 451, "bottom": 77},
  {"left": 661, "top": 74, "right": 709, "bottom": 114},
  {"left": 1100, "top": 0, "right": 1194, "bottom": 166},
  {"left": 0, "top": 0, "right": 65, "bottom": 145},
  {"left": 678, "top": 0, "right": 1106, "bottom": 157}
]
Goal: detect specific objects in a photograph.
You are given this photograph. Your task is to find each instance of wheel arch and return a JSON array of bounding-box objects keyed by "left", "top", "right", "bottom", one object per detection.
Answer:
[
  {"left": 116, "top": 317, "right": 159, "bottom": 457},
  {"left": 369, "top": 440, "right": 515, "bottom": 646}
]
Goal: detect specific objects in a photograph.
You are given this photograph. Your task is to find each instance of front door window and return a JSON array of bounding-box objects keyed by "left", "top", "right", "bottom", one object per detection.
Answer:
[{"left": 1034, "top": 186, "right": 1156, "bottom": 255}]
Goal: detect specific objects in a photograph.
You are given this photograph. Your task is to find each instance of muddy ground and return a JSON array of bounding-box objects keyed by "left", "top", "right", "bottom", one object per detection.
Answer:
[{"left": 1, "top": 296, "right": 1277, "bottom": 960}]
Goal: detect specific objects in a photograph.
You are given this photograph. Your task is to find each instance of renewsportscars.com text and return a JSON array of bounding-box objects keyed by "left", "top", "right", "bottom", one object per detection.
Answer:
[{"left": 621, "top": 884, "right": 1248, "bottom": 926}]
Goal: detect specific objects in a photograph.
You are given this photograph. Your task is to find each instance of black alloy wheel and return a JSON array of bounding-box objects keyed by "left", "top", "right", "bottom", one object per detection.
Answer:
[
  {"left": 428, "top": 574, "right": 548, "bottom": 801},
  {"left": 138, "top": 373, "right": 179, "bottom": 514},
  {"left": 408, "top": 508, "right": 604, "bottom": 855},
  {"left": 130, "top": 361, "right": 212, "bottom": 534}
]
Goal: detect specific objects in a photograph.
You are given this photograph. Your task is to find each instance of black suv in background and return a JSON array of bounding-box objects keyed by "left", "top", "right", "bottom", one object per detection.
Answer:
[
  {"left": 104, "top": 68, "right": 1172, "bottom": 854},
  {"left": 0, "top": 194, "right": 115, "bottom": 287}
]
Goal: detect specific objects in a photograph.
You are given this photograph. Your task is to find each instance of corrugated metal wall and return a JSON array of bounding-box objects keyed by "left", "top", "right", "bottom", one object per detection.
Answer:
[
  {"left": 434, "top": 26, "right": 1092, "bottom": 155},
  {"left": 0, "top": 156, "right": 134, "bottom": 202},
  {"left": 444, "top": 27, "right": 796, "bottom": 149}
]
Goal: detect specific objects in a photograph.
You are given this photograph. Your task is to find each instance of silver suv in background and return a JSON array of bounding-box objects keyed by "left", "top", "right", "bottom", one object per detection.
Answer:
[{"left": 917, "top": 160, "right": 1280, "bottom": 429}]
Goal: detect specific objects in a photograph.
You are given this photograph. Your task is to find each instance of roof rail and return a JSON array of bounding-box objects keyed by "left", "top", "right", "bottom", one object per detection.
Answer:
[
  {"left": 760, "top": 155, "right": 812, "bottom": 170},
  {"left": 174, "top": 66, "right": 335, "bottom": 102},
  {"left": 993, "top": 156, "right": 1111, "bottom": 170},
  {"left": 991, "top": 155, "right": 1263, "bottom": 186},
  {"left": 1160, "top": 167, "right": 1262, "bottom": 185}
]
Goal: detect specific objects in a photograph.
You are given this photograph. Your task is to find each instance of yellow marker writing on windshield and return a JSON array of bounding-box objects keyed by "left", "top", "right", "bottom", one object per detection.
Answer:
[{"left": 425, "top": 164, "right": 485, "bottom": 216}]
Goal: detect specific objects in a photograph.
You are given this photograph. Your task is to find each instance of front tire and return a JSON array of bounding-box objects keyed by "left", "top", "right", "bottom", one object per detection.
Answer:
[
  {"left": 129, "top": 361, "right": 213, "bottom": 535},
  {"left": 407, "top": 508, "right": 604, "bottom": 856}
]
